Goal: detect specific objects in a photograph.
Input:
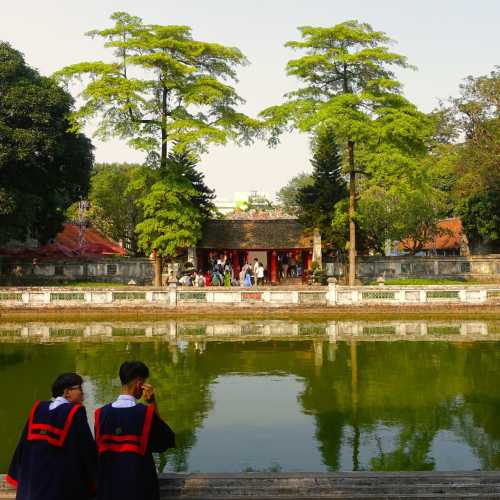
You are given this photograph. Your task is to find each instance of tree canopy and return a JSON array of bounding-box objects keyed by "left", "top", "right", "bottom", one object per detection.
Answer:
[
  {"left": 134, "top": 152, "right": 213, "bottom": 262},
  {"left": 0, "top": 42, "right": 93, "bottom": 244},
  {"left": 450, "top": 68, "right": 500, "bottom": 250},
  {"left": 276, "top": 173, "right": 313, "bottom": 216},
  {"left": 296, "top": 126, "right": 348, "bottom": 248},
  {"left": 55, "top": 12, "right": 261, "bottom": 284},
  {"left": 261, "top": 21, "right": 432, "bottom": 282},
  {"left": 66, "top": 163, "right": 147, "bottom": 253},
  {"left": 55, "top": 11, "right": 261, "bottom": 167}
]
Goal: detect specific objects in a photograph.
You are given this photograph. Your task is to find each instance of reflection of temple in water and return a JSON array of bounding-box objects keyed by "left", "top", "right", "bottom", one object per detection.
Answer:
[{"left": 0, "top": 319, "right": 495, "bottom": 341}]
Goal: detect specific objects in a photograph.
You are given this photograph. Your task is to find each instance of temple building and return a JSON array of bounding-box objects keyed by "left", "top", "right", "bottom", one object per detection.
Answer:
[{"left": 189, "top": 216, "right": 322, "bottom": 284}]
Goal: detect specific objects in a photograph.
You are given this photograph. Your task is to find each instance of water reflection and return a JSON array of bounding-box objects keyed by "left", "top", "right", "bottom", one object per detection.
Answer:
[
  {"left": 0, "top": 319, "right": 498, "bottom": 341},
  {"left": 1, "top": 319, "right": 500, "bottom": 473}
]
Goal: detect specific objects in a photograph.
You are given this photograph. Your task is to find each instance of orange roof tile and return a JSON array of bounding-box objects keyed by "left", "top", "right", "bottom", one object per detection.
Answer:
[{"left": 0, "top": 224, "right": 127, "bottom": 259}]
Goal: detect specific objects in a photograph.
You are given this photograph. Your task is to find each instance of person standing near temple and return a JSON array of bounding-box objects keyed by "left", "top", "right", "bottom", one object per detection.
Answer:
[
  {"left": 253, "top": 258, "right": 260, "bottom": 286},
  {"left": 5, "top": 373, "right": 97, "bottom": 500},
  {"left": 257, "top": 262, "right": 265, "bottom": 286},
  {"left": 282, "top": 253, "right": 289, "bottom": 279},
  {"left": 94, "top": 361, "right": 175, "bottom": 500}
]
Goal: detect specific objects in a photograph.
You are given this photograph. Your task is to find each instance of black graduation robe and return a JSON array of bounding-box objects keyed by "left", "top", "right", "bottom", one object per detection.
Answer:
[
  {"left": 6, "top": 400, "right": 97, "bottom": 500},
  {"left": 94, "top": 403, "right": 175, "bottom": 500}
]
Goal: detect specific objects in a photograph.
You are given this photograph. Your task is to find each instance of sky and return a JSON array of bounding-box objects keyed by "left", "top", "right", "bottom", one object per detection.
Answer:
[{"left": 1, "top": 0, "right": 499, "bottom": 199}]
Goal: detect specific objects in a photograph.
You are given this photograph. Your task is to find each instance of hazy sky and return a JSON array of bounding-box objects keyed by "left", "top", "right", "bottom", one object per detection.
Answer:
[{"left": 2, "top": 1, "right": 499, "bottom": 198}]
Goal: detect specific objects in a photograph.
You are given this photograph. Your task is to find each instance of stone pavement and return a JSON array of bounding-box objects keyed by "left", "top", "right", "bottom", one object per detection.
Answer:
[{"left": 4, "top": 472, "right": 500, "bottom": 498}]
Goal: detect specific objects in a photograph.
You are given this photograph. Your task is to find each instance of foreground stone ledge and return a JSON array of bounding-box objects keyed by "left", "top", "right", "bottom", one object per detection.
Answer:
[{"left": 4, "top": 472, "right": 500, "bottom": 498}]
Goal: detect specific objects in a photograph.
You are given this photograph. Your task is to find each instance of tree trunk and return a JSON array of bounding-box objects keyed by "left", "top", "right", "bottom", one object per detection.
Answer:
[
  {"left": 348, "top": 140, "right": 356, "bottom": 286},
  {"left": 161, "top": 88, "right": 168, "bottom": 169},
  {"left": 154, "top": 255, "right": 163, "bottom": 287}
]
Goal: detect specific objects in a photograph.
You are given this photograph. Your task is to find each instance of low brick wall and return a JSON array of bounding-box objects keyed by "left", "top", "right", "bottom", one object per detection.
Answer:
[{"left": 0, "top": 284, "right": 499, "bottom": 309}]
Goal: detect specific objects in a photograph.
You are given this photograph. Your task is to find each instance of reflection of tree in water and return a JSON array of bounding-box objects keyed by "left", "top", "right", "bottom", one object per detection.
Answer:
[
  {"left": 450, "top": 343, "right": 500, "bottom": 469},
  {"left": 0, "top": 350, "right": 25, "bottom": 369},
  {"left": 298, "top": 341, "right": 500, "bottom": 471},
  {"left": 0, "top": 343, "right": 77, "bottom": 472},
  {"left": 5, "top": 335, "right": 500, "bottom": 473}
]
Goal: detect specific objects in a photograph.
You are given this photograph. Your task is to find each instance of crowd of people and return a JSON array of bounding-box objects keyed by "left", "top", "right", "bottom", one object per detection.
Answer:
[
  {"left": 177, "top": 252, "right": 304, "bottom": 287},
  {"left": 178, "top": 255, "right": 264, "bottom": 287}
]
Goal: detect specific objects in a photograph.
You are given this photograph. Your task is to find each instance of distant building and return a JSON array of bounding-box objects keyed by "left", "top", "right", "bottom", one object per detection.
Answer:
[
  {"left": 215, "top": 191, "right": 274, "bottom": 215},
  {"left": 0, "top": 223, "right": 127, "bottom": 259},
  {"left": 188, "top": 211, "right": 322, "bottom": 283},
  {"left": 399, "top": 218, "right": 469, "bottom": 256}
]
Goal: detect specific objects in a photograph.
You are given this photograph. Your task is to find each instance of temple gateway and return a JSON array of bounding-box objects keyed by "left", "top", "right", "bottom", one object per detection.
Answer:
[{"left": 187, "top": 219, "right": 322, "bottom": 284}]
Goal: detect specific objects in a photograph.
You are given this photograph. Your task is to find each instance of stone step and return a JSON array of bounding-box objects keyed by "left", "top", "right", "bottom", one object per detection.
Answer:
[
  {"left": 4, "top": 472, "right": 500, "bottom": 499},
  {"left": 157, "top": 473, "right": 500, "bottom": 499}
]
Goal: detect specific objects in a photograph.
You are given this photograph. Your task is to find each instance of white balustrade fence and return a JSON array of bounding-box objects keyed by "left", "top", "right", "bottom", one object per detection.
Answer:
[{"left": 0, "top": 283, "right": 499, "bottom": 308}]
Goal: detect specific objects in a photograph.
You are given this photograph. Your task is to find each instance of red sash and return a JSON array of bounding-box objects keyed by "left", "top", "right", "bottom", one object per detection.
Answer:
[
  {"left": 95, "top": 404, "right": 154, "bottom": 456},
  {"left": 27, "top": 400, "right": 81, "bottom": 447}
]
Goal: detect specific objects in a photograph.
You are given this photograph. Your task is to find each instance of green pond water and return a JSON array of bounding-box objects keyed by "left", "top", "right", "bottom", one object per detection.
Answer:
[{"left": 1, "top": 319, "right": 500, "bottom": 473}]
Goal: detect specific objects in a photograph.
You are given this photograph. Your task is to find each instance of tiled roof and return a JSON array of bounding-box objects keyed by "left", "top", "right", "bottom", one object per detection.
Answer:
[
  {"left": 198, "top": 219, "right": 312, "bottom": 250},
  {"left": 400, "top": 218, "right": 463, "bottom": 251},
  {"left": 0, "top": 224, "right": 127, "bottom": 258},
  {"left": 424, "top": 218, "right": 463, "bottom": 250}
]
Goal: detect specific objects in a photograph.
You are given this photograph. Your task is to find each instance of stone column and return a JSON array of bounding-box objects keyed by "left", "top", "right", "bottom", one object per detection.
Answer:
[
  {"left": 327, "top": 277, "right": 337, "bottom": 305},
  {"left": 232, "top": 250, "right": 240, "bottom": 279},
  {"left": 270, "top": 251, "right": 278, "bottom": 284},
  {"left": 312, "top": 228, "right": 322, "bottom": 270},
  {"left": 187, "top": 247, "right": 198, "bottom": 270}
]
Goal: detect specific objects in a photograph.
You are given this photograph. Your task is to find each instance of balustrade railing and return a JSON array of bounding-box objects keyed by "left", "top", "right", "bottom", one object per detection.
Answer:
[{"left": 0, "top": 284, "right": 498, "bottom": 307}]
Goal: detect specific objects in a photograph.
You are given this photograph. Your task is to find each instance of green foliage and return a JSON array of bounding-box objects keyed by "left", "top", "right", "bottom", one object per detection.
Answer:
[
  {"left": 168, "top": 151, "right": 216, "bottom": 219},
  {"left": 357, "top": 186, "right": 399, "bottom": 254},
  {"left": 134, "top": 152, "right": 214, "bottom": 260},
  {"left": 260, "top": 20, "right": 431, "bottom": 181},
  {"left": 0, "top": 42, "right": 93, "bottom": 244},
  {"left": 451, "top": 68, "right": 499, "bottom": 249},
  {"left": 242, "top": 192, "right": 274, "bottom": 212},
  {"left": 67, "top": 163, "right": 146, "bottom": 253},
  {"left": 457, "top": 190, "right": 500, "bottom": 249},
  {"left": 297, "top": 127, "right": 348, "bottom": 247},
  {"left": 276, "top": 173, "right": 313, "bottom": 215},
  {"left": 425, "top": 68, "right": 499, "bottom": 250},
  {"left": 55, "top": 12, "right": 261, "bottom": 165},
  {"left": 358, "top": 182, "right": 446, "bottom": 255}
]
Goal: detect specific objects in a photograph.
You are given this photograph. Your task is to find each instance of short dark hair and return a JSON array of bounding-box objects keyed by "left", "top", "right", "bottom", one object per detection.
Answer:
[
  {"left": 119, "top": 361, "right": 149, "bottom": 385},
  {"left": 52, "top": 373, "right": 83, "bottom": 398}
]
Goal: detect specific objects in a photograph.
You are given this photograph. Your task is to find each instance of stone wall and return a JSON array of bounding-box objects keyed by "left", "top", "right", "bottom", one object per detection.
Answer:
[
  {"left": 1, "top": 254, "right": 499, "bottom": 286},
  {"left": 0, "top": 257, "right": 154, "bottom": 285},
  {"left": 325, "top": 255, "right": 500, "bottom": 280}
]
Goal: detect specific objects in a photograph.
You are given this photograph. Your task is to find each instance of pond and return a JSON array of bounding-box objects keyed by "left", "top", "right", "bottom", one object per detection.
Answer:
[{"left": 1, "top": 318, "right": 500, "bottom": 473}]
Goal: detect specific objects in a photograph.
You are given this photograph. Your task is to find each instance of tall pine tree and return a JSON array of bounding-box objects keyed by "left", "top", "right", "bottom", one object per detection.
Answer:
[{"left": 297, "top": 127, "right": 348, "bottom": 248}]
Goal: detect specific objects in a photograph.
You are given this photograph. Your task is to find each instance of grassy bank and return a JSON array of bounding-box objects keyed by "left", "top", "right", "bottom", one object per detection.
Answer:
[{"left": 365, "top": 278, "right": 499, "bottom": 285}]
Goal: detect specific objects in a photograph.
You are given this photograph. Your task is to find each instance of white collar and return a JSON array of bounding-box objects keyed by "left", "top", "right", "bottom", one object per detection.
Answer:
[
  {"left": 49, "top": 396, "right": 71, "bottom": 411},
  {"left": 111, "top": 394, "right": 137, "bottom": 408},
  {"left": 117, "top": 394, "right": 136, "bottom": 402}
]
